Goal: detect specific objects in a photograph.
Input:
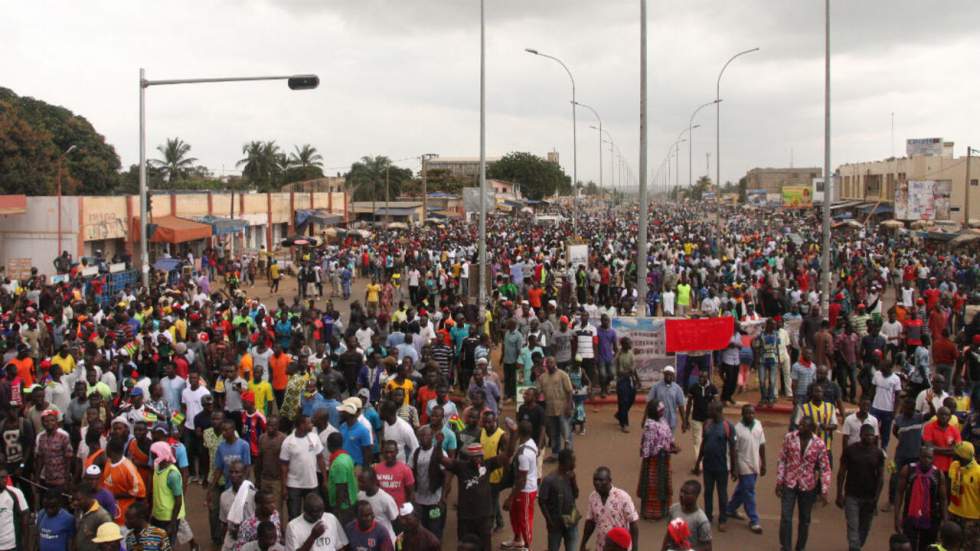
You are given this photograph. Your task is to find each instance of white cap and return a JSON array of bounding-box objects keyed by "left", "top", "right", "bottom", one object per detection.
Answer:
[
  {"left": 663, "top": 365, "right": 676, "bottom": 374},
  {"left": 85, "top": 464, "right": 102, "bottom": 477},
  {"left": 399, "top": 503, "right": 414, "bottom": 517}
]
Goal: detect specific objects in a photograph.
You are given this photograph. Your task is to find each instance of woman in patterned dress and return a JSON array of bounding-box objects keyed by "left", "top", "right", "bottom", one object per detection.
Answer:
[{"left": 637, "top": 398, "right": 679, "bottom": 520}]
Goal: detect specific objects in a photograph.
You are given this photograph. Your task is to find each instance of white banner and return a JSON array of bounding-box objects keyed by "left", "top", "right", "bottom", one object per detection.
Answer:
[{"left": 611, "top": 317, "right": 669, "bottom": 387}]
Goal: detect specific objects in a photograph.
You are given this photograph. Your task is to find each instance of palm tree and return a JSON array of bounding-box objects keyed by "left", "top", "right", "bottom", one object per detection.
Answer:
[
  {"left": 152, "top": 138, "right": 198, "bottom": 183},
  {"left": 288, "top": 144, "right": 323, "bottom": 169},
  {"left": 237, "top": 140, "right": 285, "bottom": 191}
]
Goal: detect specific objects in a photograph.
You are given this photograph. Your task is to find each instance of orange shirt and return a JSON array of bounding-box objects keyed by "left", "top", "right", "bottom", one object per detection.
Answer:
[
  {"left": 102, "top": 456, "right": 147, "bottom": 524},
  {"left": 238, "top": 353, "right": 254, "bottom": 380},
  {"left": 269, "top": 353, "right": 291, "bottom": 390},
  {"left": 527, "top": 287, "right": 544, "bottom": 309},
  {"left": 10, "top": 357, "right": 34, "bottom": 387}
]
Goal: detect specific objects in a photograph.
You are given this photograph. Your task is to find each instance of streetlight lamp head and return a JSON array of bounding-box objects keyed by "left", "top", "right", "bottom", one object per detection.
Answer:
[
  {"left": 714, "top": 99, "right": 724, "bottom": 104},
  {"left": 524, "top": 48, "right": 539, "bottom": 55},
  {"left": 693, "top": 124, "right": 701, "bottom": 130},
  {"left": 287, "top": 74, "right": 320, "bottom": 90}
]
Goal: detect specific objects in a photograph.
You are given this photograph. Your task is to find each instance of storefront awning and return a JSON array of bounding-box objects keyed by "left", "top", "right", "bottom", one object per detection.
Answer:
[
  {"left": 135, "top": 216, "right": 212, "bottom": 244},
  {"left": 0, "top": 195, "right": 27, "bottom": 215},
  {"left": 296, "top": 209, "right": 344, "bottom": 229},
  {"left": 193, "top": 215, "right": 248, "bottom": 236}
]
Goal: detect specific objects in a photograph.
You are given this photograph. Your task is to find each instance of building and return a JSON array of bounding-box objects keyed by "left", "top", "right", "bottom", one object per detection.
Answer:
[
  {"left": 488, "top": 179, "right": 517, "bottom": 196},
  {"left": 547, "top": 151, "right": 560, "bottom": 164},
  {"left": 0, "top": 190, "right": 347, "bottom": 277},
  {"left": 425, "top": 156, "right": 502, "bottom": 179},
  {"left": 745, "top": 167, "right": 822, "bottom": 195},
  {"left": 348, "top": 201, "right": 424, "bottom": 225},
  {"left": 281, "top": 176, "right": 346, "bottom": 193},
  {"left": 838, "top": 148, "right": 979, "bottom": 222}
]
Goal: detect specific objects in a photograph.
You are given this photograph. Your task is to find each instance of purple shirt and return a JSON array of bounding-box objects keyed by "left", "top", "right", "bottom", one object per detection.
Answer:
[{"left": 597, "top": 327, "right": 617, "bottom": 363}]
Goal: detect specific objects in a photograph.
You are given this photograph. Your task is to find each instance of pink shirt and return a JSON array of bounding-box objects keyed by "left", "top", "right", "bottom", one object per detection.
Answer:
[
  {"left": 373, "top": 461, "right": 415, "bottom": 508},
  {"left": 587, "top": 487, "right": 639, "bottom": 551}
]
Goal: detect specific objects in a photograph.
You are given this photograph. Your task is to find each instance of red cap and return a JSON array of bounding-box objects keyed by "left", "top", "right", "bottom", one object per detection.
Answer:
[
  {"left": 666, "top": 518, "right": 691, "bottom": 545},
  {"left": 241, "top": 391, "right": 255, "bottom": 404},
  {"left": 873, "top": 349, "right": 883, "bottom": 358},
  {"left": 916, "top": 298, "right": 925, "bottom": 305},
  {"left": 972, "top": 335, "right": 980, "bottom": 344},
  {"left": 607, "top": 526, "right": 633, "bottom": 549}
]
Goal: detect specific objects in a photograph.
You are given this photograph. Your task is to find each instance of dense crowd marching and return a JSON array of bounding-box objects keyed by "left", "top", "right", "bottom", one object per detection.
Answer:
[{"left": 2, "top": 200, "right": 980, "bottom": 551}]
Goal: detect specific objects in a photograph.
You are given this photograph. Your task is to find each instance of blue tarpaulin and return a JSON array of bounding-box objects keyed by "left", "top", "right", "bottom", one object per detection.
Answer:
[
  {"left": 153, "top": 258, "right": 182, "bottom": 272},
  {"left": 194, "top": 215, "right": 247, "bottom": 236},
  {"left": 296, "top": 209, "right": 344, "bottom": 230}
]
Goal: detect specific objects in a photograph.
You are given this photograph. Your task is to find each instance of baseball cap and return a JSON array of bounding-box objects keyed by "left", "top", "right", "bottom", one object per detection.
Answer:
[
  {"left": 607, "top": 527, "right": 633, "bottom": 549},
  {"left": 663, "top": 365, "right": 676, "bottom": 374},
  {"left": 151, "top": 421, "right": 170, "bottom": 434}
]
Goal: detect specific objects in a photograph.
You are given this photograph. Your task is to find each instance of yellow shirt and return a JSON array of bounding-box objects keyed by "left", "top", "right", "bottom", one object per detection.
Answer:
[
  {"left": 366, "top": 283, "right": 381, "bottom": 303},
  {"left": 385, "top": 378, "right": 414, "bottom": 405},
  {"left": 954, "top": 395, "right": 971, "bottom": 414},
  {"left": 269, "top": 264, "right": 281, "bottom": 280},
  {"left": 949, "top": 460, "right": 980, "bottom": 519},
  {"left": 482, "top": 310, "right": 493, "bottom": 337},
  {"left": 481, "top": 427, "right": 505, "bottom": 483},
  {"left": 248, "top": 380, "right": 275, "bottom": 415},
  {"left": 174, "top": 318, "right": 187, "bottom": 341},
  {"left": 51, "top": 354, "right": 76, "bottom": 375}
]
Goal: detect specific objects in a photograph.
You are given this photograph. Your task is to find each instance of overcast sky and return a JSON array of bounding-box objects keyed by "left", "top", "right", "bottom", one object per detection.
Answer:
[{"left": 5, "top": 0, "right": 980, "bottom": 190}]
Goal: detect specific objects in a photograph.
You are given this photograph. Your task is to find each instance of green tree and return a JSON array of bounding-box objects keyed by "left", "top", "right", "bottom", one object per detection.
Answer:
[
  {"left": 345, "top": 155, "right": 413, "bottom": 201},
  {"left": 152, "top": 137, "right": 198, "bottom": 184},
  {"left": 282, "top": 144, "right": 325, "bottom": 184},
  {"left": 0, "top": 87, "right": 121, "bottom": 195},
  {"left": 237, "top": 140, "right": 285, "bottom": 191},
  {"left": 486, "top": 151, "right": 571, "bottom": 200}
]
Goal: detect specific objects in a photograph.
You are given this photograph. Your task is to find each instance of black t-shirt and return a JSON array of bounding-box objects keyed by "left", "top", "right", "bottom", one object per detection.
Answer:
[
  {"left": 842, "top": 442, "right": 885, "bottom": 499},
  {"left": 446, "top": 459, "right": 494, "bottom": 519},
  {"left": 517, "top": 403, "right": 545, "bottom": 447},
  {"left": 687, "top": 383, "right": 718, "bottom": 422}
]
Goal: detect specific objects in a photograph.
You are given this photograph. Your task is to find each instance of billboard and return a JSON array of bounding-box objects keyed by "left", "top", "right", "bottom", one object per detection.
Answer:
[
  {"left": 746, "top": 189, "right": 767, "bottom": 207},
  {"left": 782, "top": 185, "right": 813, "bottom": 209},
  {"left": 907, "top": 137, "right": 944, "bottom": 157},
  {"left": 462, "top": 187, "right": 494, "bottom": 213},
  {"left": 895, "top": 180, "right": 952, "bottom": 220}
]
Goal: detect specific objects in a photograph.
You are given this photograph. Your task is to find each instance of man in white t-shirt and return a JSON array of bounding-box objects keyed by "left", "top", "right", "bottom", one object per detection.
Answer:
[
  {"left": 503, "top": 421, "right": 539, "bottom": 549},
  {"left": 284, "top": 493, "right": 348, "bottom": 551},
  {"left": 727, "top": 404, "right": 766, "bottom": 533},
  {"left": 870, "top": 363, "right": 903, "bottom": 449},
  {"left": 914, "top": 376, "right": 950, "bottom": 419},
  {"left": 662, "top": 289, "right": 676, "bottom": 316},
  {"left": 0, "top": 467, "right": 28, "bottom": 551},
  {"left": 880, "top": 311, "right": 904, "bottom": 354},
  {"left": 356, "top": 469, "right": 399, "bottom": 543},
  {"left": 379, "top": 400, "right": 418, "bottom": 462},
  {"left": 279, "top": 415, "right": 329, "bottom": 521},
  {"left": 840, "top": 396, "right": 880, "bottom": 448}
]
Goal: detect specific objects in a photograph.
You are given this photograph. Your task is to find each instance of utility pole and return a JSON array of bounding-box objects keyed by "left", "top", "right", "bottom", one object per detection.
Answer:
[
  {"left": 967, "top": 146, "right": 974, "bottom": 224},
  {"left": 385, "top": 162, "right": 390, "bottom": 225},
  {"left": 819, "top": 0, "right": 832, "bottom": 314},
  {"left": 706, "top": 152, "right": 710, "bottom": 178},
  {"left": 636, "top": 0, "right": 649, "bottom": 309}
]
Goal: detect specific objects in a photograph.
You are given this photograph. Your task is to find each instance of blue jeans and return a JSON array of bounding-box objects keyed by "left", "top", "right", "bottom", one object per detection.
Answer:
[
  {"left": 760, "top": 361, "right": 777, "bottom": 402},
  {"left": 870, "top": 407, "right": 895, "bottom": 449},
  {"left": 844, "top": 496, "right": 876, "bottom": 551},
  {"left": 780, "top": 487, "right": 817, "bottom": 551},
  {"left": 546, "top": 524, "right": 578, "bottom": 551},
  {"left": 727, "top": 474, "right": 759, "bottom": 524},
  {"left": 702, "top": 469, "right": 730, "bottom": 524},
  {"left": 546, "top": 414, "right": 572, "bottom": 454}
]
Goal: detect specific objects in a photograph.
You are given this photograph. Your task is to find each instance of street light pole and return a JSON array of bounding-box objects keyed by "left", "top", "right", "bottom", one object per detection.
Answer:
[
  {"left": 420, "top": 153, "right": 436, "bottom": 225},
  {"left": 525, "top": 48, "right": 577, "bottom": 196},
  {"left": 689, "top": 100, "right": 721, "bottom": 188},
  {"left": 637, "top": 0, "right": 649, "bottom": 307},
  {"left": 574, "top": 101, "right": 602, "bottom": 190},
  {"left": 56, "top": 144, "right": 77, "bottom": 259},
  {"left": 715, "top": 47, "right": 759, "bottom": 191},
  {"left": 820, "top": 0, "right": 832, "bottom": 314},
  {"left": 138, "top": 69, "right": 318, "bottom": 288},
  {"left": 478, "top": 0, "right": 488, "bottom": 311}
]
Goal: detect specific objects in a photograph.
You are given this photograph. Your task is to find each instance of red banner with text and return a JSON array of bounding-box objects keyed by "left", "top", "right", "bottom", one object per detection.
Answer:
[{"left": 664, "top": 316, "right": 735, "bottom": 353}]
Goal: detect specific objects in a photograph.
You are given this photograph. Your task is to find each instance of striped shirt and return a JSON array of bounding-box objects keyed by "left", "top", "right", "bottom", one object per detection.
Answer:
[
  {"left": 126, "top": 526, "right": 173, "bottom": 551},
  {"left": 794, "top": 400, "right": 837, "bottom": 447}
]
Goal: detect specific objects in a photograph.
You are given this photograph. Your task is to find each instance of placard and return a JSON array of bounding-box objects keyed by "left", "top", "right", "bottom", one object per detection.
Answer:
[
  {"left": 109, "top": 262, "right": 126, "bottom": 273},
  {"left": 611, "top": 317, "right": 669, "bottom": 387},
  {"left": 664, "top": 316, "right": 735, "bottom": 353},
  {"left": 6, "top": 258, "right": 32, "bottom": 280}
]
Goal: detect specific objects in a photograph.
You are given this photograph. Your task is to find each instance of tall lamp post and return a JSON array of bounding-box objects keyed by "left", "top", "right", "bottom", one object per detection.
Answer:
[
  {"left": 715, "top": 47, "right": 759, "bottom": 190},
  {"left": 478, "top": 0, "right": 488, "bottom": 311},
  {"left": 525, "top": 48, "right": 577, "bottom": 196},
  {"left": 574, "top": 101, "right": 602, "bottom": 190},
  {"left": 56, "top": 145, "right": 77, "bottom": 257},
  {"left": 819, "top": 1, "right": 831, "bottom": 313},
  {"left": 689, "top": 100, "right": 721, "bottom": 188},
  {"left": 420, "top": 153, "right": 437, "bottom": 224},
  {"left": 637, "top": 0, "right": 649, "bottom": 309},
  {"left": 139, "top": 70, "right": 318, "bottom": 288}
]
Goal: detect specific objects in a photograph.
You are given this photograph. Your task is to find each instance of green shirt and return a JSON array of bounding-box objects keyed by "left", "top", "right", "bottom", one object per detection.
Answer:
[
  {"left": 327, "top": 451, "right": 358, "bottom": 511},
  {"left": 152, "top": 464, "right": 184, "bottom": 521}
]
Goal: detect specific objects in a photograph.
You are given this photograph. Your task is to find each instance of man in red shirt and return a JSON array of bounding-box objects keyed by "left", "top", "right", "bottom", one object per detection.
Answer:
[
  {"left": 373, "top": 440, "right": 415, "bottom": 509},
  {"left": 933, "top": 328, "right": 959, "bottom": 393},
  {"left": 922, "top": 406, "right": 961, "bottom": 473}
]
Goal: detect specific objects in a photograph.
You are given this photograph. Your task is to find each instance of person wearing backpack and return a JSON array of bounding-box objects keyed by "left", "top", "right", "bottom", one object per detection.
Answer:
[
  {"left": 692, "top": 401, "right": 738, "bottom": 533},
  {"left": 411, "top": 426, "right": 447, "bottom": 538}
]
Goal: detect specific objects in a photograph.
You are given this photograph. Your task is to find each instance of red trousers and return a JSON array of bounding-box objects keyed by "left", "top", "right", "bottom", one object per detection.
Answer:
[{"left": 509, "top": 490, "right": 537, "bottom": 546}]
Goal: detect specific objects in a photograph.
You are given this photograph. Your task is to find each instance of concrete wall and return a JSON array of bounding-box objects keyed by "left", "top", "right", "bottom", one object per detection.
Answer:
[{"left": 0, "top": 196, "right": 81, "bottom": 277}]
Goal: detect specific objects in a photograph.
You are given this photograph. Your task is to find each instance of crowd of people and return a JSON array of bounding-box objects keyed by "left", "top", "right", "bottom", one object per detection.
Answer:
[{"left": 1, "top": 199, "right": 980, "bottom": 551}]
